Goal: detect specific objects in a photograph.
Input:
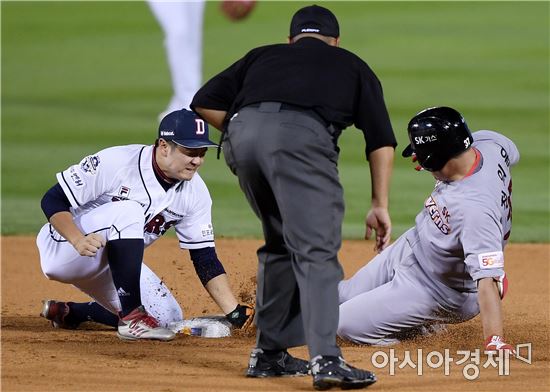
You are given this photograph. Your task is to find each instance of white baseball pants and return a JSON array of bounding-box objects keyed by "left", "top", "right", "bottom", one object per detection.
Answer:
[{"left": 36, "top": 201, "right": 182, "bottom": 327}]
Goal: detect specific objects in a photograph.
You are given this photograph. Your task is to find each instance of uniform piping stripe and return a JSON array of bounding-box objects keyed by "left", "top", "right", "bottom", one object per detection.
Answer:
[
  {"left": 60, "top": 172, "right": 81, "bottom": 207},
  {"left": 49, "top": 224, "right": 67, "bottom": 242},
  {"left": 138, "top": 146, "right": 153, "bottom": 218},
  {"left": 179, "top": 240, "right": 215, "bottom": 245},
  {"left": 110, "top": 225, "right": 121, "bottom": 240},
  {"left": 49, "top": 225, "right": 119, "bottom": 242}
]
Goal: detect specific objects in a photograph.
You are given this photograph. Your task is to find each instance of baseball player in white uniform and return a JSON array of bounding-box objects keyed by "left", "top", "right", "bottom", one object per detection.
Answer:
[
  {"left": 338, "top": 107, "right": 517, "bottom": 354},
  {"left": 37, "top": 109, "right": 253, "bottom": 340},
  {"left": 148, "top": 0, "right": 205, "bottom": 116}
]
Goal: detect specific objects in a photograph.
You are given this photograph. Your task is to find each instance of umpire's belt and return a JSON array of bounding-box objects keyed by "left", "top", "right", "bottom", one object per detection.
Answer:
[{"left": 246, "top": 102, "right": 331, "bottom": 129}]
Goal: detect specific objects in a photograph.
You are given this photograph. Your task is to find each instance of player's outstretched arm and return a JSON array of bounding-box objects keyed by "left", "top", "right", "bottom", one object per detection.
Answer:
[
  {"left": 204, "top": 274, "right": 255, "bottom": 330},
  {"left": 478, "top": 277, "right": 515, "bottom": 355},
  {"left": 204, "top": 274, "right": 239, "bottom": 314},
  {"left": 189, "top": 247, "right": 254, "bottom": 329}
]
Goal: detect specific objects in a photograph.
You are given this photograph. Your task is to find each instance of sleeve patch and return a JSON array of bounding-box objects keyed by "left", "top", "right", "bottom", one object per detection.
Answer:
[
  {"left": 69, "top": 168, "right": 84, "bottom": 187},
  {"left": 478, "top": 251, "right": 504, "bottom": 269},
  {"left": 80, "top": 155, "right": 101, "bottom": 175},
  {"left": 200, "top": 223, "right": 214, "bottom": 237}
]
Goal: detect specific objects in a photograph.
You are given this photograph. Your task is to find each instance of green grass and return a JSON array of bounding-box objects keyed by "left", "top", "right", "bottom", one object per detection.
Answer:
[{"left": 2, "top": 1, "right": 549, "bottom": 242}]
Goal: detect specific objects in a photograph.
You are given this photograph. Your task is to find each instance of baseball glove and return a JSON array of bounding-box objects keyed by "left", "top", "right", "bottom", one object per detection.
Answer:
[
  {"left": 225, "top": 304, "right": 255, "bottom": 330},
  {"left": 220, "top": 0, "right": 256, "bottom": 22}
]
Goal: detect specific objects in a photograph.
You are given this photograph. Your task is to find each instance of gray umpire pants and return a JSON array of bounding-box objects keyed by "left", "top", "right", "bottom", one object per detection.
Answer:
[{"left": 224, "top": 102, "right": 344, "bottom": 358}]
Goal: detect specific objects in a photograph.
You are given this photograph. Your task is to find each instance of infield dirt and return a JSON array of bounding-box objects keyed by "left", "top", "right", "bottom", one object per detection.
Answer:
[{"left": 1, "top": 237, "right": 549, "bottom": 391}]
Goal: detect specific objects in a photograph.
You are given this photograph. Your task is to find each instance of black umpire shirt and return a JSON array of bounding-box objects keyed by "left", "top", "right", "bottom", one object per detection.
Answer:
[{"left": 191, "top": 37, "right": 396, "bottom": 156}]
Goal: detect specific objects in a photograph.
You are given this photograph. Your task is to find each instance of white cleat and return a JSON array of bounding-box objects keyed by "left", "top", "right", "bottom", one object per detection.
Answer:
[{"left": 117, "top": 306, "right": 175, "bottom": 341}]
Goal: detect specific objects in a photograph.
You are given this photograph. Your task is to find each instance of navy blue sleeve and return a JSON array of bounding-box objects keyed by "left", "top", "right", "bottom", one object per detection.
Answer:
[
  {"left": 189, "top": 247, "right": 226, "bottom": 286},
  {"left": 41, "top": 183, "right": 71, "bottom": 220}
]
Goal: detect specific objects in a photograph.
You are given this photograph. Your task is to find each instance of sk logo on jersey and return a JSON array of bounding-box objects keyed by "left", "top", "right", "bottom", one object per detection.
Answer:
[{"left": 424, "top": 196, "right": 451, "bottom": 235}]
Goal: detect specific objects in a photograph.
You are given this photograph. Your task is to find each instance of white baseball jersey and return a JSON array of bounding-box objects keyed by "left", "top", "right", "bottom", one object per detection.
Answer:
[
  {"left": 56, "top": 144, "right": 215, "bottom": 249},
  {"left": 406, "top": 130, "right": 519, "bottom": 291}
]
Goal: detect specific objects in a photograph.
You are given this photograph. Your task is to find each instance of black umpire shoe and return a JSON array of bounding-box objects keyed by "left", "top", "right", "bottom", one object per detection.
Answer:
[
  {"left": 246, "top": 348, "right": 309, "bottom": 377},
  {"left": 311, "top": 355, "right": 377, "bottom": 390}
]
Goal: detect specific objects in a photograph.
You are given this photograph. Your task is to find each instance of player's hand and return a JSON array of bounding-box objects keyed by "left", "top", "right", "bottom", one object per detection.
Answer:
[
  {"left": 72, "top": 233, "right": 106, "bottom": 257},
  {"left": 225, "top": 304, "right": 254, "bottom": 330},
  {"left": 484, "top": 335, "right": 516, "bottom": 357},
  {"left": 365, "top": 207, "right": 391, "bottom": 253}
]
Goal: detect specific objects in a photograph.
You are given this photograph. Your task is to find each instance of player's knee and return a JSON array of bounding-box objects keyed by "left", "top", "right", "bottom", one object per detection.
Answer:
[
  {"left": 140, "top": 265, "right": 183, "bottom": 326},
  {"left": 337, "top": 313, "right": 381, "bottom": 345},
  {"left": 42, "top": 267, "right": 57, "bottom": 281},
  {"left": 112, "top": 200, "right": 144, "bottom": 219},
  {"left": 337, "top": 320, "right": 358, "bottom": 342},
  {"left": 41, "top": 263, "right": 68, "bottom": 283},
  {"left": 155, "top": 304, "right": 183, "bottom": 328},
  {"left": 142, "top": 296, "right": 183, "bottom": 327},
  {"left": 337, "top": 323, "right": 383, "bottom": 345},
  {"left": 108, "top": 201, "right": 145, "bottom": 238},
  {"left": 337, "top": 280, "right": 352, "bottom": 304}
]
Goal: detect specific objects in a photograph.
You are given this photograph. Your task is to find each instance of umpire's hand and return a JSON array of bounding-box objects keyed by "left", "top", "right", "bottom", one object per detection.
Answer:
[{"left": 365, "top": 207, "right": 391, "bottom": 253}]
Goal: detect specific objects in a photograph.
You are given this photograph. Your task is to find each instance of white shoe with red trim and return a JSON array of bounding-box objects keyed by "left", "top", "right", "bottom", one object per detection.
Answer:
[{"left": 117, "top": 306, "right": 175, "bottom": 341}]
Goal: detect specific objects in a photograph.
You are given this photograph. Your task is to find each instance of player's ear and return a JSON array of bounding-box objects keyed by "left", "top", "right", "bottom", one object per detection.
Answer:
[{"left": 157, "top": 138, "right": 170, "bottom": 155}]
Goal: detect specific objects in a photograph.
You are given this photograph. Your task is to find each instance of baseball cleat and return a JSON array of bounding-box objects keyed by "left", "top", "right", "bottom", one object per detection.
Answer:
[
  {"left": 311, "top": 355, "right": 377, "bottom": 390},
  {"left": 117, "top": 306, "right": 175, "bottom": 341},
  {"left": 40, "top": 300, "right": 80, "bottom": 329},
  {"left": 246, "top": 348, "right": 309, "bottom": 377}
]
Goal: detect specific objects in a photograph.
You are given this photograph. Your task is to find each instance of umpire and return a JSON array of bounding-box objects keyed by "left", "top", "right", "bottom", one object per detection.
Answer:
[{"left": 192, "top": 4, "right": 396, "bottom": 390}]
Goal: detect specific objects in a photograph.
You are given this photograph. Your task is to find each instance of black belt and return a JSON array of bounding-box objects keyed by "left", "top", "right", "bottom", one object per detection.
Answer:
[{"left": 245, "top": 102, "right": 331, "bottom": 128}]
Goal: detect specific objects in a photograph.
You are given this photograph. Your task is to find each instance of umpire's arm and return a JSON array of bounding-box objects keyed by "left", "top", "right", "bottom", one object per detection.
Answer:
[
  {"left": 194, "top": 108, "right": 227, "bottom": 131},
  {"left": 365, "top": 146, "right": 394, "bottom": 252}
]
